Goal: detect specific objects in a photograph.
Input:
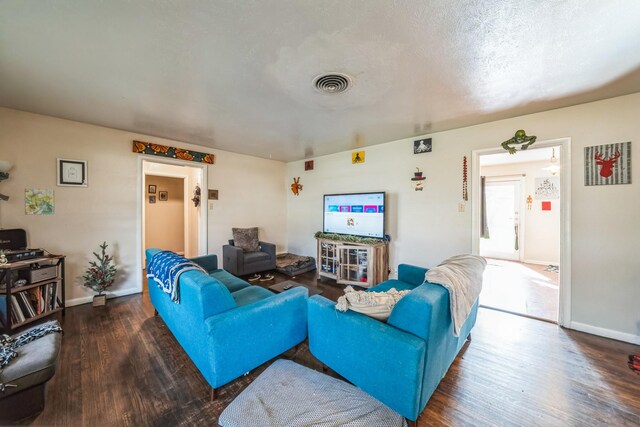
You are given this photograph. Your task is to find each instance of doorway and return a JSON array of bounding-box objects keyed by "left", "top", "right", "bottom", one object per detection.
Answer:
[
  {"left": 472, "top": 139, "right": 571, "bottom": 325},
  {"left": 480, "top": 177, "right": 524, "bottom": 261},
  {"left": 138, "top": 159, "right": 207, "bottom": 292}
]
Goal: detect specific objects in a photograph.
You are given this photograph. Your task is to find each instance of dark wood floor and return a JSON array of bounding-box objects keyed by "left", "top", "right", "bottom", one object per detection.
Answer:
[{"left": 28, "top": 270, "right": 640, "bottom": 426}]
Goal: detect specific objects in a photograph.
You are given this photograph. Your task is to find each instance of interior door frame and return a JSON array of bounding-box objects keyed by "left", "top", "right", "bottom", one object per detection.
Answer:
[
  {"left": 471, "top": 137, "right": 572, "bottom": 326},
  {"left": 480, "top": 175, "right": 526, "bottom": 262},
  {"left": 136, "top": 157, "right": 208, "bottom": 294}
]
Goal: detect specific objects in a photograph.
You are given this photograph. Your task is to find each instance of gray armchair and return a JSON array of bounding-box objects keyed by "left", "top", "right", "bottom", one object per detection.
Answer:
[{"left": 223, "top": 240, "right": 276, "bottom": 276}]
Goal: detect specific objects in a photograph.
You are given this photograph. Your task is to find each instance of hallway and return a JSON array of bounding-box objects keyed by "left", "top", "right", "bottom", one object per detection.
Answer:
[{"left": 480, "top": 258, "right": 559, "bottom": 321}]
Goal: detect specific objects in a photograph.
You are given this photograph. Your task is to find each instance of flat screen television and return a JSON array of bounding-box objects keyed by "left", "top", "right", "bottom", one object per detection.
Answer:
[{"left": 323, "top": 192, "right": 385, "bottom": 239}]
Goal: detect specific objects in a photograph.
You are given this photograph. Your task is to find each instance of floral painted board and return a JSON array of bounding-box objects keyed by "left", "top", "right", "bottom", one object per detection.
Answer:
[{"left": 133, "top": 141, "right": 215, "bottom": 164}]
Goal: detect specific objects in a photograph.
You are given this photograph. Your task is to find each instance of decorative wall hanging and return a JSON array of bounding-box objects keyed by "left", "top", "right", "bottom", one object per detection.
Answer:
[
  {"left": 305, "top": 160, "right": 314, "bottom": 171},
  {"left": 159, "top": 191, "right": 168, "bottom": 201},
  {"left": 541, "top": 201, "right": 551, "bottom": 211},
  {"left": 411, "top": 168, "right": 426, "bottom": 191},
  {"left": 291, "top": 177, "right": 302, "bottom": 196},
  {"left": 414, "top": 138, "right": 432, "bottom": 154},
  {"left": 208, "top": 189, "right": 218, "bottom": 200},
  {"left": 526, "top": 195, "right": 533, "bottom": 210},
  {"left": 584, "top": 141, "right": 631, "bottom": 186},
  {"left": 0, "top": 160, "right": 12, "bottom": 201},
  {"left": 148, "top": 185, "right": 157, "bottom": 194},
  {"left": 149, "top": 196, "right": 156, "bottom": 204},
  {"left": 462, "top": 156, "right": 468, "bottom": 202},
  {"left": 132, "top": 140, "right": 215, "bottom": 164},
  {"left": 57, "top": 158, "right": 87, "bottom": 187},
  {"left": 534, "top": 177, "right": 560, "bottom": 200},
  {"left": 352, "top": 151, "right": 365, "bottom": 164},
  {"left": 25, "top": 188, "right": 54, "bottom": 215},
  {"left": 192, "top": 185, "right": 201, "bottom": 207},
  {"left": 501, "top": 130, "right": 537, "bottom": 154}
]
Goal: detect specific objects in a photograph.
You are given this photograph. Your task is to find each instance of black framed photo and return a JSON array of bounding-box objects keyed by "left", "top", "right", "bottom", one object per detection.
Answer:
[
  {"left": 413, "top": 138, "right": 432, "bottom": 154},
  {"left": 159, "top": 191, "right": 168, "bottom": 201},
  {"left": 148, "top": 185, "right": 157, "bottom": 194},
  {"left": 208, "top": 189, "right": 218, "bottom": 200},
  {"left": 149, "top": 195, "right": 156, "bottom": 204},
  {"left": 57, "top": 158, "right": 88, "bottom": 187}
]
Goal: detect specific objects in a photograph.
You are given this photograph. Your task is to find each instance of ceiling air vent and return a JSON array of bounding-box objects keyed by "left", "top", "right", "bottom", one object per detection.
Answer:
[{"left": 313, "top": 73, "right": 352, "bottom": 94}]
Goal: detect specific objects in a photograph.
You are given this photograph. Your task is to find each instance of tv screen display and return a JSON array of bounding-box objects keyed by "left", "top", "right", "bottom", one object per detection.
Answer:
[{"left": 323, "top": 192, "right": 385, "bottom": 238}]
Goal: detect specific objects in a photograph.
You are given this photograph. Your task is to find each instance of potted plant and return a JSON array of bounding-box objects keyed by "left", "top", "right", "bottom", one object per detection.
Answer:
[{"left": 82, "top": 242, "right": 117, "bottom": 307}]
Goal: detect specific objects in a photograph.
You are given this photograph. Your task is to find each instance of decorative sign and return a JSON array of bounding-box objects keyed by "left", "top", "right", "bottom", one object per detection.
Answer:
[
  {"left": 534, "top": 177, "right": 560, "bottom": 200},
  {"left": 414, "top": 138, "right": 432, "bottom": 154},
  {"left": 541, "top": 201, "right": 551, "bottom": 211},
  {"left": 352, "top": 151, "right": 365, "bottom": 164},
  {"left": 584, "top": 142, "right": 631, "bottom": 186},
  {"left": 133, "top": 140, "right": 215, "bottom": 164},
  {"left": 25, "top": 188, "right": 54, "bottom": 215}
]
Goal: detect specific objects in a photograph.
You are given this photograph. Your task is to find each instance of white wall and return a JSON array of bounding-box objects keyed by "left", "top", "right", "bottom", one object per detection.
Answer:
[
  {"left": 287, "top": 93, "right": 640, "bottom": 344},
  {"left": 481, "top": 160, "right": 560, "bottom": 264},
  {"left": 0, "top": 107, "right": 287, "bottom": 306},
  {"left": 145, "top": 175, "right": 185, "bottom": 254}
]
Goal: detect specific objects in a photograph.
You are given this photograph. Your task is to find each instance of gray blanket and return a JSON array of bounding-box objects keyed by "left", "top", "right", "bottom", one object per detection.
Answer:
[{"left": 425, "top": 254, "right": 486, "bottom": 336}]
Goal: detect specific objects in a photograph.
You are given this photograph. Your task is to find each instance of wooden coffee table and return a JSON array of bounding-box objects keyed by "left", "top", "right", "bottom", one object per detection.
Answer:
[{"left": 268, "top": 280, "right": 323, "bottom": 296}]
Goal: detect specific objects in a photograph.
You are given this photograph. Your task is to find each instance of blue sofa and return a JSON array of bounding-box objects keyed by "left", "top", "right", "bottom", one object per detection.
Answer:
[
  {"left": 308, "top": 264, "right": 478, "bottom": 421},
  {"left": 146, "top": 248, "right": 308, "bottom": 396}
]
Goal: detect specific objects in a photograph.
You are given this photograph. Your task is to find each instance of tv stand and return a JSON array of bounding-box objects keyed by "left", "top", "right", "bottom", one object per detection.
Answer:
[{"left": 316, "top": 237, "right": 388, "bottom": 288}]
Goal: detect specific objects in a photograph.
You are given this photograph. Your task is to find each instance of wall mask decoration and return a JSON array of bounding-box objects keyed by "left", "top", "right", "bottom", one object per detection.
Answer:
[
  {"left": 501, "top": 130, "right": 537, "bottom": 154},
  {"left": 414, "top": 138, "right": 432, "bottom": 154},
  {"left": 351, "top": 151, "right": 365, "bottom": 164},
  {"left": 411, "top": 168, "right": 426, "bottom": 191},
  {"left": 25, "top": 188, "right": 54, "bottom": 215},
  {"left": 291, "top": 177, "right": 302, "bottom": 196},
  {"left": 192, "top": 185, "right": 201, "bottom": 207},
  {"left": 133, "top": 140, "right": 215, "bottom": 164},
  {"left": 584, "top": 141, "right": 631, "bottom": 186},
  {"left": 534, "top": 177, "right": 560, "bottom": 199}
]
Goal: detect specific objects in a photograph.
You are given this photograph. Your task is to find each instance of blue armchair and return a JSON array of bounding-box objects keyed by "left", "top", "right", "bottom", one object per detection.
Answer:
[
  {"left": 308, "top": 264, "right": 478, "bottom": 421},
  {"left": 146, "top": 248, "right": 308, "bottom": 397}
]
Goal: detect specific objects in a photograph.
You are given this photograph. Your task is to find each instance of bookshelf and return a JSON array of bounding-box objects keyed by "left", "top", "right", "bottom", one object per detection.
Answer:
[{"left": 0, "top": 255, "right": 65, "bottom": 332}]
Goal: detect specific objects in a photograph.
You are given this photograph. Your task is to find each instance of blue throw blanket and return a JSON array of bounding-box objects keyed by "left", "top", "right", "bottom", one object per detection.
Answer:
[{"left": 147, "top": 251, "right": 206, "bottom": 303}]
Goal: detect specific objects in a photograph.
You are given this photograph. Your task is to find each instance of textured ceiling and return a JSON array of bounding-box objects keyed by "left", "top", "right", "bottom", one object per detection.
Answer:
[{"left": 1, "top": 1, "right": 640, "bottom": 162}]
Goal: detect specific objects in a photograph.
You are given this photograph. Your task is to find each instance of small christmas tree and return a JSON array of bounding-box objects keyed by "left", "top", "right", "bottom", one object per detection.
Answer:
[{"left": 82, "top": 242, "right": 117, "bottom": 296}]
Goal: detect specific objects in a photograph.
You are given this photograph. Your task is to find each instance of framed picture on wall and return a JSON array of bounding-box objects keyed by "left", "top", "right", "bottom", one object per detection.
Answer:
[
  {"left": 149, "top": 195, "right": 156, "bottom": 204},
  {"left": 57, "top": 158, "right": 88, "bottom": 187},
  {"left": 159, "top": 191, "right": 168, "bottom": 201},
  {"left": 148, "top": 185, "right": 156, "bottom": 194}
]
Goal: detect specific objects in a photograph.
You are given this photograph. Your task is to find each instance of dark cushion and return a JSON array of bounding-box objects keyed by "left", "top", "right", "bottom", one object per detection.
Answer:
[
  {"left": 0, "top": 321, "right": 62, "bottom": 399},
  {"left": 232, "top": 227, "right": 260, "bottom": 252},
  {"left": 244, "top": 251, "right": 271, "bottom": 265}
]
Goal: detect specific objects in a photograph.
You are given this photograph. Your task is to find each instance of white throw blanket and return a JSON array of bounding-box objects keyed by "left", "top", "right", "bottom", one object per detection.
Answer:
[{"left": 425, "top": 255, "right": 487, "bottom": 336}]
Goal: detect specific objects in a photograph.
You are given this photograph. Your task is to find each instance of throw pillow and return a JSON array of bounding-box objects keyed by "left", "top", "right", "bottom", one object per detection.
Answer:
[
  {"left": 232, "top": 227, "right": 260, "bottom": 252},
  {"left": 335, "top": 286, "right": 411, "bottom": 321}
]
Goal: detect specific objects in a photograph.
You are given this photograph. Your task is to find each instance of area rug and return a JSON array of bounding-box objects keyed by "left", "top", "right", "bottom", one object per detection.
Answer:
[{"left": 218, "top": 359, "right": 406, "bottom": 427}]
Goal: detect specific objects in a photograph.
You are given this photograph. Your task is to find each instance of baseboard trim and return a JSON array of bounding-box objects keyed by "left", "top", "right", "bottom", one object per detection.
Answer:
[
  {"left": 568, "top": 321, "right": 640, "bottom": 345},
  {"left": 523, "top": 259, "right": 558, "bottom": 266},
  {"left": 65, "top": 288, "right": 141, "bottom": 307}
]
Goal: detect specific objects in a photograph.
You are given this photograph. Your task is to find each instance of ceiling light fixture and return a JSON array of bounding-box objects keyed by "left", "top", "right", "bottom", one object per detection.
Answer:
[{"left": 543, "top": 148, "right": 560, "bottom": 175}]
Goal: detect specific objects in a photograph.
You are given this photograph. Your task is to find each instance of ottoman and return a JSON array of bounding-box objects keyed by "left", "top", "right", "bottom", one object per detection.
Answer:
[{"left": 0, "top": 321, "right": 63, "bottom": 423}]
